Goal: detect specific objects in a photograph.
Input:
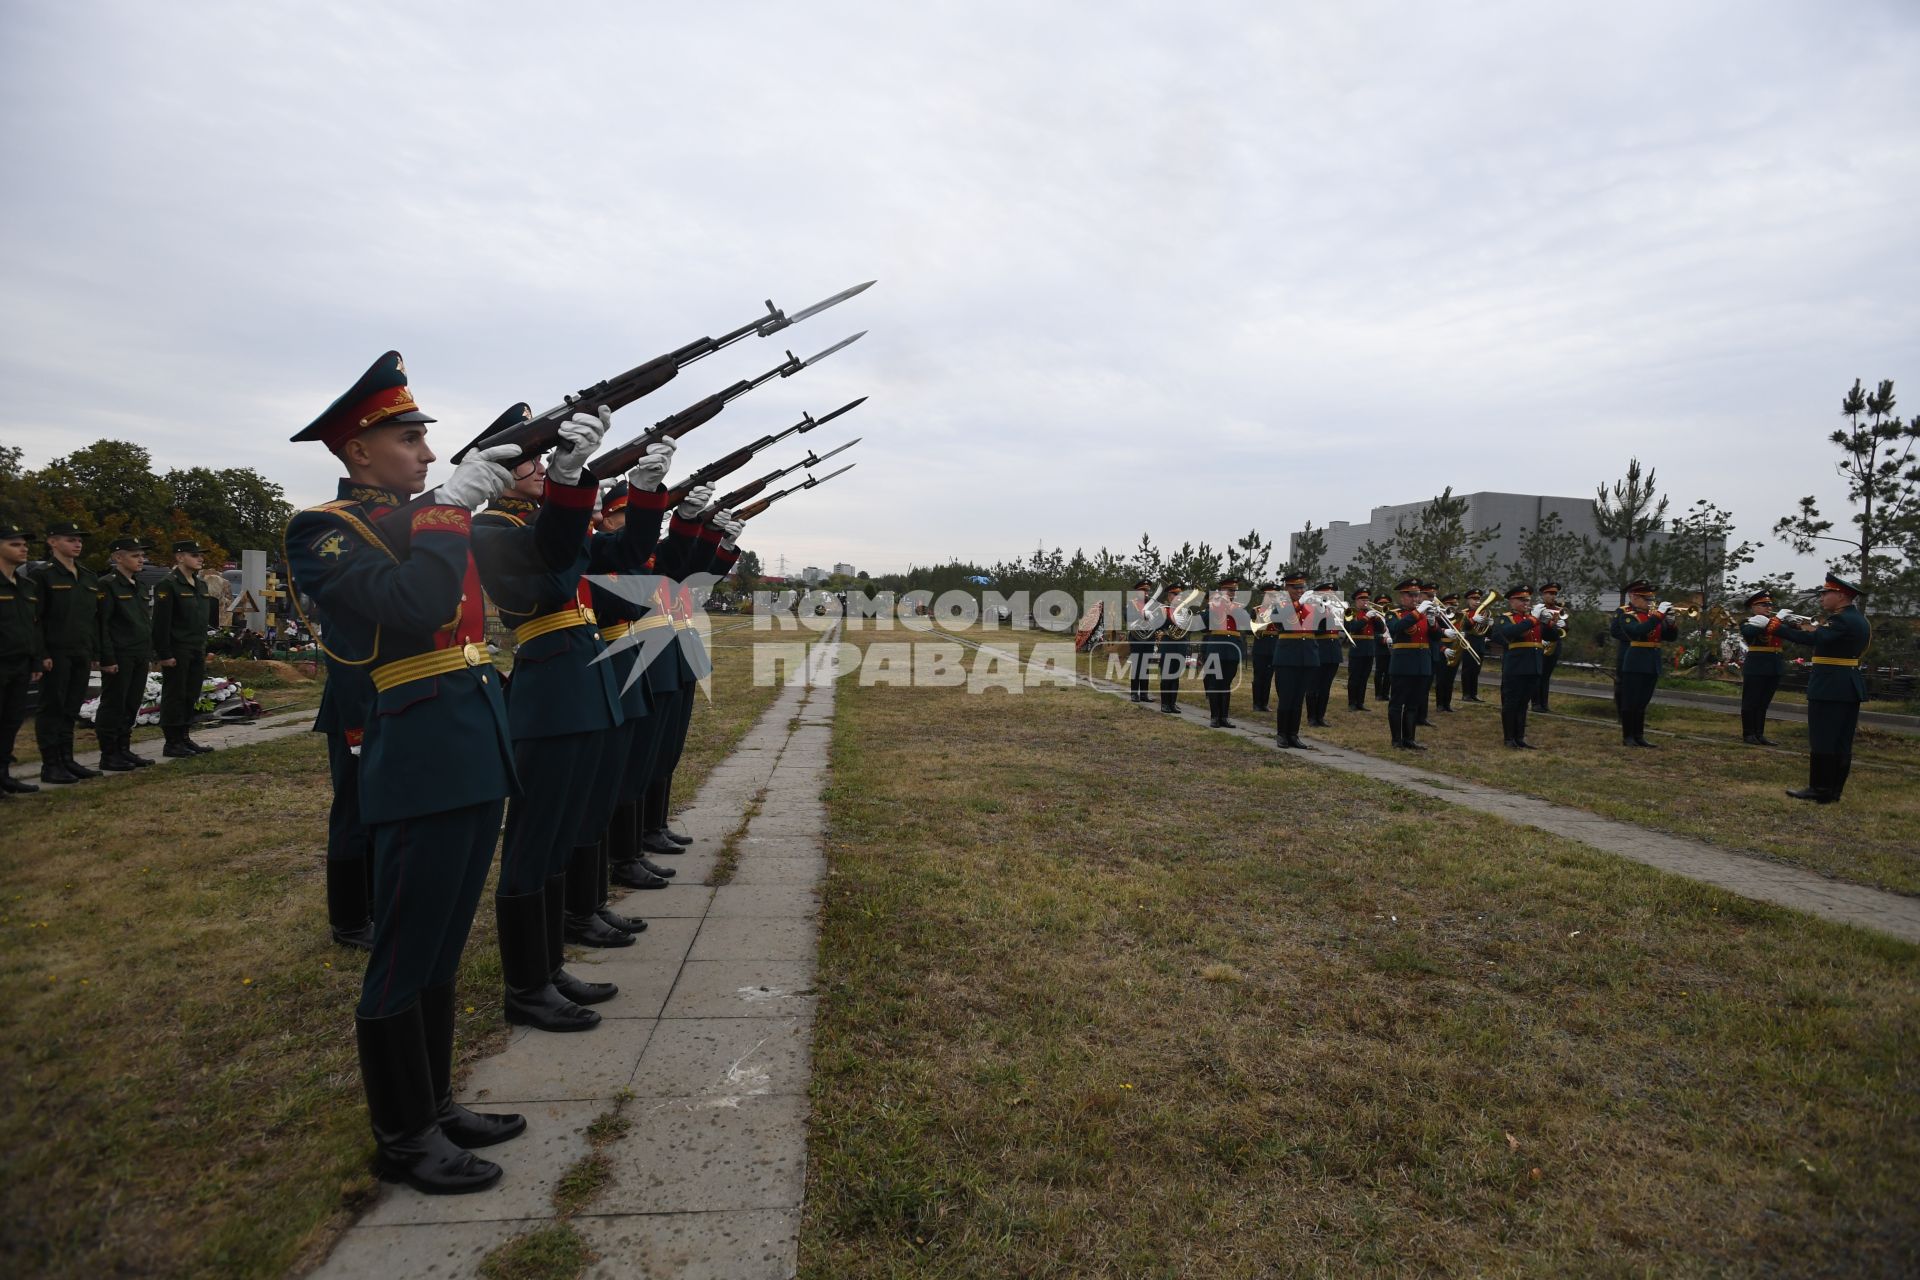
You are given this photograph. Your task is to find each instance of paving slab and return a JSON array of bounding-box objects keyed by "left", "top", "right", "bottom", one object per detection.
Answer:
[
  {"left": 661, "top": 961, "right": 820, "bottom": 1020},
  {"left": 361, "top": 1100, "right": 601, "bottom": 1225},
  {"left": 687, "top": 917, "right": 820, "bottom": 963},
  {"left": 309, "top": 1218, "right": 537, "bottom": 1280},
  {"left": 578, "top": 1208, "right": 801, "bottom": 1280},
  {"left": 728, "top": 857, "right": 829, "bottom": 885},
  {"left": 595, "top": 1094, "right": 809, "bottom": 1215},
  {"left": 462, "top": 1020, "right": 658, "bottom": 1105},
  {"left": 570, "top": 914, "right": 701, "bottom": 968},
  {"left": 613, "top": 883, "right": 716, "bottom": 918},
  {"left": 632, "top": 1016, "right": 812, "bottom": 1099},
  {"left": 707, "top": 883, "right": 820, "bottom": 919}
]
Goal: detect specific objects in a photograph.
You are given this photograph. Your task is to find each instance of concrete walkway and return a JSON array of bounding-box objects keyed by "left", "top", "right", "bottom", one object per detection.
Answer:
[
  {"left": 948, "top": 631, "right": 1920, "bottom": 946},
  {"left": 6, "top": 707, "right": 316, "bottom": 789},
  {"left": 314, "top": 624, "right": 841, "bottom": 1280}
]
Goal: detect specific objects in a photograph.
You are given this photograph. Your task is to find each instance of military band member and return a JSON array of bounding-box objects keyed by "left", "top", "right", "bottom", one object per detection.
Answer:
[
  {"left": 1199, "top": 576, "right": 1243, "bottom": 728},
  {"left": 1345, "top": 588, "right": 1384, "bottom": 711},
  {"left": 0, "top": 524, "right": 41, "bottom": 793},
  {"left": 1249, "top": 581, "right": 1279, "bottom": 713},
  {"left": 1532, "top": 582, "right": 1565, "bottom": 711},
  {"left": 94, "top": 537, "right": 155, "bottom": 771},
  {"left": 1609, "top": 579, "right": 1678, "bottom": 748},
  {"left": 1126, "top": 577, "right": 1156, "bottom": 703},
  {"left": 33, "top": 521, "right": 100, "bottom": 784},
  {"left": 1456, "top": 589, "right": 1488, "bottom": 703},
  {"left": 286, "top": 351, "right": 525, "bottom": 1194},
  {"left": 151, "top": 540, "right": 217, "bottom": 756},
  {"left": 1303, "top": 581, "right": 1342, "bottom": 728},
  {"left": 1737, "top": 590, "right": 1786, "bottom": 745},
  {"left": 1415, "top": 581, "right": 1445, "bottom": 726},
  {"left": 1486, "top": 586, "right": 1558, "bottom": 749},
  {"left": 469, "top": 404, "right": 629, "bottom": 1032},
  {"left": 1153, "top": 580, "right": 1188, "bottom": 714},
  {"left": 1431, "top": 590, "right": 1462, "bottom": 713},
  {"left": 1269, "top": 571, "right": 1316, "bottom": 747},
  {"left": 1778, "top": 572, "right": 1872, "bottom": 803},
  {"left": 1385, "top": 578, "right": 1442, "bottom": 750},
  {"left": 1371, "top": 586, "right": 1391, "bottom": 703}
]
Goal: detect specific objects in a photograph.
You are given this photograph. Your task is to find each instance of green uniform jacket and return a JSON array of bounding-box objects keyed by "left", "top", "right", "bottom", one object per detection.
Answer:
[
  {"left": 151, "top": 568, "right": 214, "bottom": 661},
  {"left": 33, "top": 559, "right": 98, "bottom": 656},
  {"left": 1739, "top": 618, "right": 1786, "bottom": 677},
  {"left": 1778, "top": 606, "right": 1870, "bottom": 702},
  {"left": 1609, "top": 607, "right": 1677, "bottom": 674},
  {"left": 1487, "top": 612, "right": 1560, "bottom": 677},
  {"left": 0, "top": 569, "right": 39, "bottom": 671},
  {"left": 95, "top": 570, "right": 153, "bottom": 660}
]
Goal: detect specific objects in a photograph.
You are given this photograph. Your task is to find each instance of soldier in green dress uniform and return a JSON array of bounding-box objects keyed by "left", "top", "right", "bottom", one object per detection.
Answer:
[
  {"left": 1778, "top": 571, "right": 1873, "bottom": 803},
  {"left": 1152, "top": 580, "right": 1188, "bottom": 714},
  {"left": 33, "top": 521, "right": 100, "bottom": 784},
  {"left": 1248, "top": 581, "right": 1278, "bottom": 712},
  {"left": 0, "top": 523, "right": 40, "bottom": 793},
  {"left": 1532, "top": 582, "right": 1566, "bottom": 711},
  {"left": 1736, "top": 590, "right": 1786, "bottom": 745},
  {"left": 1344, "top": 588, "right": 1383, "bottom": 711},
  {"left": 1485, "top": 585, "right": 1559, "bottom": 749},
  {"left": 94, "top": 537, "right": 156, "bottom": 771},
  {"left": 152, "top": 540, "right": 217, "bottom": 756},
  {"left": 1608, "top": 579, "right": 1678, "bottom": 748}
]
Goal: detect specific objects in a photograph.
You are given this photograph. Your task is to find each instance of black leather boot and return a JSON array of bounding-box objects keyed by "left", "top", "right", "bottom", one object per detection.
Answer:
[
  {"left": 1, "top": 772, "right": 38, "bottom": 793},
  {"left": 612, "top": 858, "right": 671, "bottom": 890},
  {"left": 63, "top": 742, "right": 99, "bottom": 778},
  {"left": 327, "top": 855, "right": 376, "bottom": 951},
  {"left": 1787, "top": 755, "right": 1837, "bottom": 803},
  {"left": 125, "top": 734, "right": 154, "bottom": 766},
  {"left": 564, "top": 849, "right": 635, "bottom": 947},
  {"left": 499, "top": 890, "right": 599, "bottom": 1032},
  {"left": 162, "top": 730, "right": 197, "bottom": 759},
  {"left": 184, "top": 734, "right": 215, "bottom": 754},
  {"left": 594, "top": 839, "right": 651, "bottom": 930},
  {"left": 39, "top": 751, "right": 80, "bottom": 784},
  {"left": 99, "top": 735, "right": 136, "bottom": 772},
  {"left": 639, "top": 829, "right": 682, "bottom": 857},
  {"left": 355, "top": 1004, "right": 503, "bottom": 1193},
  {"left": 546, "top": 871, "right": 619, "bottom": 1005},
  {"left": 422, "top": 982, "right": 524, "bottom": 1147}
]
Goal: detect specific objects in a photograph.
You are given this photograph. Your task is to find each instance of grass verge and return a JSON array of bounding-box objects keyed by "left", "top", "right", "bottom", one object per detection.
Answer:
[
  {"left": 801, "top": 634, "right": 1920, "bottom": 1277},
  {"left": 2, "top": 638, "right": 769, "bottom": 1279},
  {"left": 477, "top": 1224, "right": 592, "bottom": 1280}
]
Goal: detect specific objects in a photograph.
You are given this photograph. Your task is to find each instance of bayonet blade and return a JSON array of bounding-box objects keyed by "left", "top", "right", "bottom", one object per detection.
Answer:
[
  {"left": 778, "top": 280, "right": 876, "bottom": 329},
  {"left": 804, "top": 463, "right": 856, "bottom": 488},
  {"left": 812, "top": 395, "right": 867, "bottom": 427},
  {"left": 807, "top": 438, "right": 859, "bottom": 467},
  {"left": 793, "top": 330, "right": 865, "bottom": 372}
]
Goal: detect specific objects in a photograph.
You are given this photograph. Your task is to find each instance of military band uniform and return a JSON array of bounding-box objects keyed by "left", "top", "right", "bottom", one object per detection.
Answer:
[
  {"left": 1609, "top": 595, "right": 1678, "bottom": 747},
  {"left": 0, "top": 533, "right": 40, "bottom": 791},
  {"left": 1269, "top": 577, "right": 1314, "bottom": 747},
  {"left": 1532, "top": 585, "right": 1564, "bottom": 711},
  {"left": 1738, "top": 596, "right": 1786, "bottom": 744},
  {"left": 1426, "top": 595, "right": 1453, "bottom": 716},
  {"left": 151, "top": 562, "right": 216, "bottom": 753},
  {"left": 1778, "top": 581, "right": 1871, "bottom": 803},
  {"left": 1198, "top": 585, "right": 1243, "bottom": 728},
  {"left": 93, "top": 550, "right": 154, "bottom": 770},
  {"left": 32, "top": 536, "right": 100, "bottom": 782},
  {"left": 1457, "top": 597, "right": 1485, "bottom": 702},
  {"left": 1152, "top": 589, "right": 1188, "bottom": 713},
  {"left": 1248, "top": 594, "right": 1277, "bottom": 713},
  {"left": 1385, "top": 590, "right": 1434, "bottom": 750},
  {"left": 1345, "top": 602, "right": 1382, "bottom": 711},
  {"left": 1486, "top": 593, "right": 1558, "bottom": 748},
  {"left": 1127, "top": 583, "right": 1157, "bottom": 703},
  {"left": 1372, "top": 593, "right": 1392, "bottom": 702}
]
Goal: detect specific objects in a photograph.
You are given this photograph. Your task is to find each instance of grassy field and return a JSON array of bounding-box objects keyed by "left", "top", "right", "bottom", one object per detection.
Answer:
[
  {"left": 0, "top": 630, "right": 779, "bottom": 1280},
  {"left": 1126, "top": 650, "right": 1920, "bottom": 896},
  {"left": 801, "top": 630, "right": 1920, "bottom": 1278}
]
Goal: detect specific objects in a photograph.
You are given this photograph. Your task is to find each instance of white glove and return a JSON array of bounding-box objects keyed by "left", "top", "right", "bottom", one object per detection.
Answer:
[
  {"left": 676, "top": 483, "right": 715, "bottom": 519},
  {"left": 546, "top": 408, "right": 611, "bottom": 487},
  {"left": 1657, "top": 600, "right": 1674, "bottom": 615},
  {"left": 434, "top": 443, "right": 519, "bottom": 510},
  {"left": 1747, "top": 614, "right": 1769, "bottom": 629},
  {"left": 1368, "top": 607, "right": 1387, "bottom": 621},
  {"left": 627, "top": 439, "right": 676, "bottom": 492},
  {"left": 718, "top": 516, "right": 745, "bottom": 548},
  {"left": 1443, "top": 627, "right": 1462, "bottom": 641}
]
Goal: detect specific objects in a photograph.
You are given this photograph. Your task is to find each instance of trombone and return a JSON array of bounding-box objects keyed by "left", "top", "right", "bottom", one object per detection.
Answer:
[
  {"left": 1165, "top": 586, "right": 1209, "bottom": 640},
  {"left": 1127, "top": 585, "right": 1169, "bottom": 641}
]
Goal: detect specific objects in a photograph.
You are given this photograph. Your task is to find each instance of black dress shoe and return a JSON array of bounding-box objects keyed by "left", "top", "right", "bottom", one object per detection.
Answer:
[
  {"left": 1756, "top": 737, "right": 1778, "bottom": 747},
  {"left": 1517, "top": 740, "right": 1537, "bottom": 749},
  {"left": 1288, "top": 736, "right": 1315, "bottom": 751},
  {"left": 1504, "top": 739, "right": 1520, "bottom": 749},
  {"left": 100, "top": 752, "right": 137, "bottom": 772},
  {"left": 333, "top": 923, "right": 376, "bottom": 951},
  {"left": 1784, "top": 786, "right": 1833, "bottom": 803},
  {"left": 64, "top": 755, "right": 99, "bottom": 778},
  {"left": 596, "top": 904, "right": 648, "bottom": 934},
  {"left": 1742, "top": 734, "right": 1762, "bottom": 745},
  {"left": 553, "top": 967, "right": 618, "bottom": 1005},
  {"left": 611, "top": 861, "right": 670, "bottom": 890},
  {"left": 1462, "top": 696, "right": 1482, "bottom": 703},
  {"left": 1403, "top": 741, "right": 1428, "bottom": 751},
  {"left": 564, "top": 911, "right": 636, "bottom": 948},
  {"left": 39, "top": 760, "right": 80, "bottom": 784},
  {"left": 1217, "top": 719, "right": 1235, "bottom": 729},
  {"left": 1437, "top": 706, "right": 1454, "bottom": 714},
  {"left": 126, "top": 749, "right": 154, "bottom": 766},
  {"left": 184, "top": 737, "right": 214, "bottom": 754},
  {"left": 1632, "top": 737, "right": 1657, "bottom": 749},
  {"left": 664, "top": 827, "right": 692, "bottom": 847},
  {"left": 1415, "top": 719, "right": 1435, "bottom": 728},
  {"left": 1159, "top": 704, "right": 1180, "bottom": 714},
  {"left": 640, "top": 830, "right": 682, "bottom": 856},
  {"left": 163, "top": 740, "right": 198, "bottom": 758},
  {"left": 636, "top": 858, "right": 676, "bottom": 878},
  {"left": 2, "top": 774, "right": 39, "bottom": 793}
]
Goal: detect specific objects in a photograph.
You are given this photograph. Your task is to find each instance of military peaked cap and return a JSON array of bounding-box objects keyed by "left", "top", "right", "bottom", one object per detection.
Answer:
[{"left": 291, "top": 350, "right": 435, "bottom": 451}]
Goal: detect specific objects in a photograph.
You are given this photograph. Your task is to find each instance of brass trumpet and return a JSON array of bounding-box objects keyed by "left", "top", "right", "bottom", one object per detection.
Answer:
[{"left": 1165, "top": 586, "right": 1208, "bottom": 640}]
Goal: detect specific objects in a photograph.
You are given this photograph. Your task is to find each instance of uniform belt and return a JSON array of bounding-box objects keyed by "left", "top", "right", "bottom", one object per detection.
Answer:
[
  {"left": 372, "top": 642, "right": 490, "bottom": 692},
  {"left": 1391, "top": 642, "right": 1426, "bottom": 650},
  {"left": 602, "top": 615, "right": 673, "bottom": 642},
  {"left": 1274, "top": 632, "right": 1314, "bottom": 639},
  {"left": 1505, "top": 641, "right": 1542, "bottom": 649},
  {"left": 1746, "top": 645, "right": 1782, "bottom": 653},
  {"left": 1629, "top": 641, "right": 1662, "bottom": 648},
  {"left": 1811, "top": 656, "right": 1860, "bottom": 667},
  {"left": 513, "top": 605, "right": 596, "bottom": 645}
]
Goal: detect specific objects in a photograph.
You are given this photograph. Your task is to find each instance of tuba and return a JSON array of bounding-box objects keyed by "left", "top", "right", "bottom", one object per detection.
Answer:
[
  {"left": 1166, "top": 586, "right": 1208, "bottom": 639},
  {"left": 1127, "top": 585, "right": 1168, "bottom": 641}
]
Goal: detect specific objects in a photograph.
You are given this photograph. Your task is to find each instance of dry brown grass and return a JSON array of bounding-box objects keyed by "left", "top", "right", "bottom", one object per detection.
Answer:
[{"left": 801, "top": 633, "right": 1920, "bottom": 1278}]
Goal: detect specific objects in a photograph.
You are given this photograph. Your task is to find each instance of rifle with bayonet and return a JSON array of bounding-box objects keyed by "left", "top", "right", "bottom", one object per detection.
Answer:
[
  {"left": 736, "top": 462, "right": 857, "bottom": 521},
  {"left": 705, "top": 438, "right": 860, "bottom": 512},
  {"left": 584, "top": 331, "right": 863, "bottom": 483}
]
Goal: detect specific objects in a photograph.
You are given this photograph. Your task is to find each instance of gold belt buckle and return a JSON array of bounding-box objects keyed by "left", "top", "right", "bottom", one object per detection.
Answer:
[{"left": 462, "top": 642, "right": 484, "bottom": 666}]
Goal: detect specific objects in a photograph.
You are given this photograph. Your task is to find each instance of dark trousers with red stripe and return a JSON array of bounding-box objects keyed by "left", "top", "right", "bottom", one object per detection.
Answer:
[
  {"left": 499, "top": 731, "right": 599, "bottom": 895},
  {"left": 1347, "top": 653, "right": 1373, "bottom": 708},
  {"left": 360, "top": 798, "right": 506, "bottom": 1018},
  {"left": 645, "top": 681, "right": 698, "bottom": 830}
]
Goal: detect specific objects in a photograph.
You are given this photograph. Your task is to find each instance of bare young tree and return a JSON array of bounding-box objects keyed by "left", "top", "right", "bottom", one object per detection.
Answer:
[
  {"left": 1587, "top": 458, "right": 1669, "bottom": 605},
  {"left": 1774, "top": 378, "right": 1920, "bottom": 608}
]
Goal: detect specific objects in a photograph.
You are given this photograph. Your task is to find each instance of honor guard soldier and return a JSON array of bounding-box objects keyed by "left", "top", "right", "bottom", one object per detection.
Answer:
[
  {"left": 0, "top": 524, "right": 40, "bottom": 793},
  {"left": 1345, "top": 588, "right": 1384, "bottom": 712},
  {"left": 1737, "top": 590, "right": 1786, "bottom": 745},
  {"left": 1199, "top": 576, "right": 1244, "bottom": 728},
  {"left": 1126, "top": 578, "right": 1157, "bottom": 703},
  {"left": 1268, "top": 571, "right": 1316, "bottom": 747},
  {"left": 1486, "top": 586, "right": 1558, "bottom": 749},
  {"left": 94, "top": 537, "right": 156, "bottom": 771},
  {"left": 1778, "top": 572, "right": 1872, "bottom": 803},
  {"left": 1532, "top": 582, "right": 1565, "bottom": 711},
  {"left": 1609, "top": 580, "right": 1678, "bottom": 747},
  {"left": 1304, "top": 581, "right": 1342, "bottom": 727},
  {"left": 1386, "top": 579, "right": 1455, "bottom": 750},
  {"left": 637, "top": 494, "right": 729, "bottom": 853},
  {"left": 286, "top": 351, "right": 525, "bottom": 1195},
  {"left": 468, "top": 403, "right": 631, "bottom": 1033},
  {"left": 1456, "top": 589, "right": 1486, "bottom": 703},
  {"left": 1248, "top": 581, "right": 1279, "bottom": 712},
  {"left": 1153, "top": 581, "right": 1187, "bottom": 713},
  {"left": 33, "top": 521, "right": 100, "bottom": 784},
  {"left": 151, "top": 540, "right": 217, "bottom": 756}
]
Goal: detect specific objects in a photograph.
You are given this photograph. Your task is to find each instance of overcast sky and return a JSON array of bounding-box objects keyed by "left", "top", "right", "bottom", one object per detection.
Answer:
[{"left": 3, "top": 1, "right": 1916, "bottom": 581}]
